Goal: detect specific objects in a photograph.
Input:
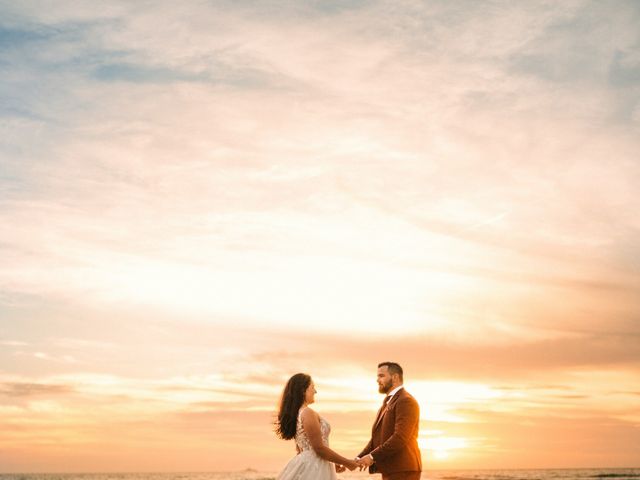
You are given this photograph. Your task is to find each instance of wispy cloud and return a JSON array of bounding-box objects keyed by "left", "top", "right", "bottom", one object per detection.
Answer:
[{"left": 0, "top": 381, "right": 74, "bottom": 397}]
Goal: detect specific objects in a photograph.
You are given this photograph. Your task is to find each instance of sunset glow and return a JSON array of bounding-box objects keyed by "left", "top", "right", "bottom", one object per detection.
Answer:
[{"left": 1, "top": 0, "right": 639, "bottom": 474}]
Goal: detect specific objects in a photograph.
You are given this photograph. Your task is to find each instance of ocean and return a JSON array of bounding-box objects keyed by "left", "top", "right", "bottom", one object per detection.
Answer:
[{"left": 1, "top": 469, "right": 639, "bottom": 480}]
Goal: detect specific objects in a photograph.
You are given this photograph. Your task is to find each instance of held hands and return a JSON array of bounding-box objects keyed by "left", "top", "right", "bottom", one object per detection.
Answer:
[
  {"left": 335, "top": 456, "right": 369, "bottom": 473},
  {"left": 355, "top": 455, "right": 374, "bottom": 470},
  {"left": 339, "top": 459, "right": 359, "bottom": 471}
]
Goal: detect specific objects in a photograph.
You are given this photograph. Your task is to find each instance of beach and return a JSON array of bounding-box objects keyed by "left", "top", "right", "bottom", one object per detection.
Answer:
[{"left": 2, "top": 469, "right": 639, "bottom": 480}]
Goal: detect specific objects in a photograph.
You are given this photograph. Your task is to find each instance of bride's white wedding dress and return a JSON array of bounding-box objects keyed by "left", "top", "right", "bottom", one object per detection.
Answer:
[{"left": 277, "top": 407, "right": 338, "bottom": 480}]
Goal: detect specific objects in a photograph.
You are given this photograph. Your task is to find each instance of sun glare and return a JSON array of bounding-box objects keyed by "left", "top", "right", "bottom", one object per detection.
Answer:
[
  {"left": 421, "top": 435, "right": 469, "bottom": 460},
  {"left": 92, "top": 252, "right": 457, "bottom": 335},
  {"left": 408, "top": 380, "right": 502, "bottom": 423}
]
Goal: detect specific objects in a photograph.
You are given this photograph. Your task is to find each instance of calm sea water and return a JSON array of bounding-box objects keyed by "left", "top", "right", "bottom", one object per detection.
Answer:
[{"left": 1, "top": 469, "right": 639, "bottom": 480}]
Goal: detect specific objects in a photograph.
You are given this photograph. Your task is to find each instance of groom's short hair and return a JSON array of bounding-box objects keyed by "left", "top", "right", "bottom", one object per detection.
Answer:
[{"left": 379, "top": 361, "right": 403, "bottom": 381}]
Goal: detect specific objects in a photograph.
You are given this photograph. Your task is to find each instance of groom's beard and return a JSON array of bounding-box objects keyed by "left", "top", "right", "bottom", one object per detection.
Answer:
[{"left": 378, "top": 379, "right": 393, "bottom": 393}]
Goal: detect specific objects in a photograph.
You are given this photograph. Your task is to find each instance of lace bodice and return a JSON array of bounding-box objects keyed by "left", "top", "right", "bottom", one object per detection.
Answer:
[{"left": 295, "top": 407, "right": 331, "bottom": 453}]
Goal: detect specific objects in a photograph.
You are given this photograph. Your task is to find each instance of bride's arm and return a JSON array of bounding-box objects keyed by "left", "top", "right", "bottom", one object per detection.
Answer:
[{"left": 300, "top": 408, "right": 357, "bottom": 469}]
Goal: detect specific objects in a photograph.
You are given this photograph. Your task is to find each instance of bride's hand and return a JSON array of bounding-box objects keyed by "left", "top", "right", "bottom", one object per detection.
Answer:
[{"left": 335, "top": 465, "right": 346, "bottom": 473}]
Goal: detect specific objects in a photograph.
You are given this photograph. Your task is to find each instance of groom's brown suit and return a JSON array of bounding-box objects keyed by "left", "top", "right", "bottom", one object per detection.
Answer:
[{"left": 358, "top": 387, "right": 422, "bottom": 480}]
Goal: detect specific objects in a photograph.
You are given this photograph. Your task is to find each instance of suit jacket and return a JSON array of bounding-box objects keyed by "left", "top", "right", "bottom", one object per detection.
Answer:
[{"left": 358, "top": 387, "right": 422, "bottom": 474}]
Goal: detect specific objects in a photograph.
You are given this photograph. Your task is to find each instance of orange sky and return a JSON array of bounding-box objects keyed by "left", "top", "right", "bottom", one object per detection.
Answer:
[{"left": 1, "top": 0, "right": 639, "bottom": 473}]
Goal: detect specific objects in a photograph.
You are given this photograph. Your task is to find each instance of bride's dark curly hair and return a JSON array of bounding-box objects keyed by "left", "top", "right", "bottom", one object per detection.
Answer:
[{"left": 275, "top": 373, "right": 312, "bottom": 440}]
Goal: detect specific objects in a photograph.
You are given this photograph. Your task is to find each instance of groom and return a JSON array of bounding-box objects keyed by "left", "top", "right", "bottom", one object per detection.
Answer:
[{"left": 356, "top": 362, "right": 422, "bottom": 480}]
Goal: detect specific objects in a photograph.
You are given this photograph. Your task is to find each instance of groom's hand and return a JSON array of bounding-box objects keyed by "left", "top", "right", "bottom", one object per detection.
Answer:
[{"left": 357, "top": 455, "right": 374, "bottom": 469}]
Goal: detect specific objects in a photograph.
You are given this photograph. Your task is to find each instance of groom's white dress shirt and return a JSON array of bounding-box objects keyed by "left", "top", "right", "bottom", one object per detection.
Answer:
[{"left": 387, "top": 385, "right": 404, "bottom": 398}]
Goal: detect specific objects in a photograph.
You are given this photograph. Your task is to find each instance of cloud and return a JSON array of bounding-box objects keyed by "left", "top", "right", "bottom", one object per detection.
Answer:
[
  {"left": 0, "top": 382, "right": 74, "bottom": 397},
  {"left": 268, "top": 330, "right": 640, "bottom": 382},
  {"left": 91, "top": 63, "right": 208, "bottom": 83}
]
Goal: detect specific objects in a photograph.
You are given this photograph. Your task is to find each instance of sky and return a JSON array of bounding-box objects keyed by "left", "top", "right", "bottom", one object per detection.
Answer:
[{"left": 1, "top": 0, "right": 639, "bottom": 473}]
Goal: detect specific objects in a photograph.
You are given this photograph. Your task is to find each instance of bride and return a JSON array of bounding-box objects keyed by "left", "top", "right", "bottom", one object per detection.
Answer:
[{"left": 275, "top": 373, "right": 358, "bottom": 480}]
